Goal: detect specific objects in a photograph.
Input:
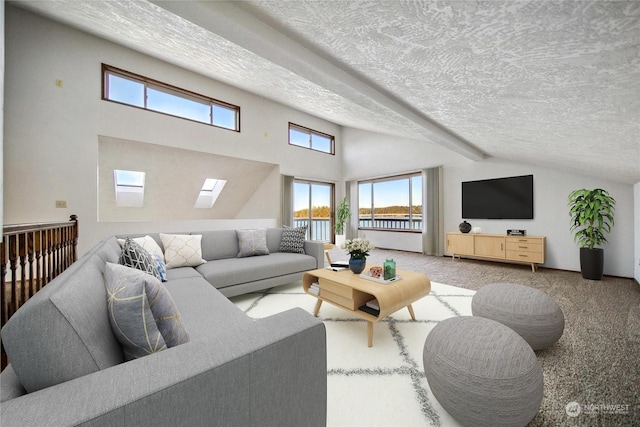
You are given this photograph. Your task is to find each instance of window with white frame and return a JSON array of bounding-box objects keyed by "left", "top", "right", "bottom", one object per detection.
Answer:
[
  {"left": 194, "top": 178, "right": 227, "bottom": 208},
  {"left": 358, "top": 173, "right": 422, "bottom": 231},
  {"left": 114, "top": 170, "right": 146, "bottom": 207}
]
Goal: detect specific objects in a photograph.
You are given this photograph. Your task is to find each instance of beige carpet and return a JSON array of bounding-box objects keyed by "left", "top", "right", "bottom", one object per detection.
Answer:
[{"left": 328, "top": 247, "right": 640, "bottom": 426}]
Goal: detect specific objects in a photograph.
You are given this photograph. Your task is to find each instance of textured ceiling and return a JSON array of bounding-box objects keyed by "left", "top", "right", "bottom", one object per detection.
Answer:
[{"left": 12, "top": 0, "right": 640, "bottom": 184}]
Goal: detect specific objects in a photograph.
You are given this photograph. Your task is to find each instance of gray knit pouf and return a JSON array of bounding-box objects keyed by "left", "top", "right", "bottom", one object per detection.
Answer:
[
  {"left": 423, "top": 316, "right": 543, "bottom": 427},
  {"left": 472, "top": 283, "right": 565, "bottom": 350}
]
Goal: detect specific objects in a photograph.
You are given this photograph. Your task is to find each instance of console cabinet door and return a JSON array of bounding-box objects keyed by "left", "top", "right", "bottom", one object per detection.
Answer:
[
  {"left": 446, "top": 233, "right": 474, "bottom": 255},
  {"left": 474, "top": 235, "right": 505, "bottom": 259}
]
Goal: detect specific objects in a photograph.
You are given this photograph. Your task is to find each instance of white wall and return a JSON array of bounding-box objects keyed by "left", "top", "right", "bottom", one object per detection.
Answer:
[
  {"left": 343, "top": 128, "right": 637, "bottom": 278},
  {"left": 4, "top": 6, "right": 341, "bottom": 255},
  {"left": 444, "top": 159, "right": 634, "bottom": 278},
  {"left": 635, "top": 182, "right": 640, "bottom": 283},
  {"left": 1, "top": 1, "right": 4, "bottom": 230}
]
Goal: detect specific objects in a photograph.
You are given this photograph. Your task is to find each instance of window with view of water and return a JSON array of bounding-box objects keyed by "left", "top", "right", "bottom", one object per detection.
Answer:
[
  {"left": 358, "top": 173, "right": 422, "bottom": 231},
  {"left": 293, "top": 180, "right": 334, "bottom": 241},
  {"left": 102, "top": 64, "right": 240, "bottom": 131}
]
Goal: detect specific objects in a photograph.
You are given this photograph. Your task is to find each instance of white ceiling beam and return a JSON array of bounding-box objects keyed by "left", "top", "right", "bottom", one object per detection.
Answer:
[{"left": 151, "top": 0, "right": 486, "bottom": 161}]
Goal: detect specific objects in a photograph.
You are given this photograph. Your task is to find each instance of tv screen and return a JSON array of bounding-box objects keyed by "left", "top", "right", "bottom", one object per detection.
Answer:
[{"left": 462, "top": 175, "right": 533, "bottom": 219}]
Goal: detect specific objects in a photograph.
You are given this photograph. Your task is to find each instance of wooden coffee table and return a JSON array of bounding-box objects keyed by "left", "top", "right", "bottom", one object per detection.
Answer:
[{"left": 302, "top": 266, "right": 431, "bottom": 347}]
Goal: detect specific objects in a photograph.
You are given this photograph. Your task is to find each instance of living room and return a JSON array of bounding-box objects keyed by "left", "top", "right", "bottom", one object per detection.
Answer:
[
  {"left": 2, "top": 1, "right": 640, "bottom": 426},
  {"left": 2, "top": 2, "right": 638, "bottom": 281}
]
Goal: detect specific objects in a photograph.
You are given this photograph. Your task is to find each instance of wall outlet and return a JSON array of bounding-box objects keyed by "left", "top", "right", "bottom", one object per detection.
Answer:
[{"left": 55, "top": 200, "right": 67, "bottom": 208}]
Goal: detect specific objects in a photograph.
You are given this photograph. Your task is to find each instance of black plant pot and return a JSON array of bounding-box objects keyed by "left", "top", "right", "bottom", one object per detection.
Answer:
[{"left": 580, "top": 247, "right": 604, "bottom": 280}]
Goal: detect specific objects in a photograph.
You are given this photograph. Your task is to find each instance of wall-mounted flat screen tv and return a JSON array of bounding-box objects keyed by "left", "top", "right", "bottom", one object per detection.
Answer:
[{"left": 462, "top": 175, "right": 533, "bottom": 219}]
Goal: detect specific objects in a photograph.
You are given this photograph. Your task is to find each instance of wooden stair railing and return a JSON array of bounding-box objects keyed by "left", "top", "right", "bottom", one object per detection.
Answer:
[{"left": 1, "top": 215, "right": 79, "bottom": 371}]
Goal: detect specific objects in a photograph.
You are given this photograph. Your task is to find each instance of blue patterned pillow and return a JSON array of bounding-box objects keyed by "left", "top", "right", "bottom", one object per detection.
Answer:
[
  {"left": 153, "top": 254, "right": 168, "bottom": 282},
  {"left": 279, "top": 225, "right": 307, "bottom": 254},
  {"left": 104, "top": 263, "right": 189, "bottom": 361}
]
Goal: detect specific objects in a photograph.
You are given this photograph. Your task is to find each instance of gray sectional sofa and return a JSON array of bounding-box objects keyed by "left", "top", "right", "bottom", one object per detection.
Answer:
[{"left": 0, "top": 228, "right": 327, "bottom": 426}]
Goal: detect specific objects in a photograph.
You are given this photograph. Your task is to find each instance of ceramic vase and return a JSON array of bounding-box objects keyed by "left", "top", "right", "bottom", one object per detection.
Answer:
[{"left": 349, "top": 257, "right": 366, "bottom": 274}]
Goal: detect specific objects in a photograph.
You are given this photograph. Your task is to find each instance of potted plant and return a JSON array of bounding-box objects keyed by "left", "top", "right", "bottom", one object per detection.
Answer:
[
  {"left": 568, "top": 188, "right": 616, "bottom": 280},
  {"left": 342, "top": 238, "right": 374, "bottom": 274},
  {"left": 335, "top": 197, "right": 351, "bottom": 247}
]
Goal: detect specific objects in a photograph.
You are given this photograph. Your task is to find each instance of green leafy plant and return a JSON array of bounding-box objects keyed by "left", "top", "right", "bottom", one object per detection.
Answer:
[
  {"left": 335, "top": 197, "right": 352, "bottom": 234},
  {"left": 568, "top": 188, "right": 615, "bottom": 249}
]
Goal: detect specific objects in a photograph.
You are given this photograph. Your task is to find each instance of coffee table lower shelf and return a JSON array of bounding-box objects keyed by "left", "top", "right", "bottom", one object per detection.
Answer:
[{"left": 303, "top": 267, "right": 431, "bottom": 347}]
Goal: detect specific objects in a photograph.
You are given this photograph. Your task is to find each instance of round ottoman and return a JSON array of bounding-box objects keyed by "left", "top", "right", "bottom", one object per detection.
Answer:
[
  {"left": 472, "top": 283, "right": 565, "bottom": 350},
  {"left": 423, "top": 316, "right": 543, "bottom": 427}
]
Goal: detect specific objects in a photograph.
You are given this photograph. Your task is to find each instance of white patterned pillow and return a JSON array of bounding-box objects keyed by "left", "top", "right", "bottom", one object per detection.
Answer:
[
  {"left": 117, "top": 235, "right": 164, "bottom": 262},
  {"left": 279, "top": 225, "right": 307, "bottom": 254},
  {"left": 236, "top": 229, "right": 270, "bottom": 258},
  {"left": 160, "top": 234, "right": 207, "bottom": 269}
]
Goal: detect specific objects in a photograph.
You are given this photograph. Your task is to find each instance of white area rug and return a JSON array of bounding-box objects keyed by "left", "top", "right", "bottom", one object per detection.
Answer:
[{"left": 230, "top": 281, "right": 475, "bottom": 426}]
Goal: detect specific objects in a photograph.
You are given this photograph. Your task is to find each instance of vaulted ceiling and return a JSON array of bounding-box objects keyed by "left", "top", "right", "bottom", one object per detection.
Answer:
[{"left": 12, "top": 0, "right": 640, "bottom": 184}]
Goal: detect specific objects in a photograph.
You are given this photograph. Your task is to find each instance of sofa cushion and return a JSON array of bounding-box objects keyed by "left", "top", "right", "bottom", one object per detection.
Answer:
[
  {"left": 1, "top": 245, "right": 123, "bottom": 393},
  {"left": 160, "top": 233, "right": 207, "bottom": 269},
  {"left": 166, "top": 266, "right": 203, "bottom": 281},
  {"left": 119, "top": 237, "right": 162, "bottom": 281},
  {"left": 196, "top": 252, "right": 317, "bottom": 290},
  {"left": 266, "top": 228, "right": 284, "bottom": 253},
  {"left": 199, "top": 230, "right": 239, "bottom": 261},
  {"left": 163, "top": 276, "right": 252, "bottom": 339},
  {"left": 104, "top": 263, "right": 189, "bottom": 361},
  {"left": 279, "top": 225, "right": 307, "bottom": 254},
  {"left": 236, "top": 229, "right": 269, "bottom": 258}
]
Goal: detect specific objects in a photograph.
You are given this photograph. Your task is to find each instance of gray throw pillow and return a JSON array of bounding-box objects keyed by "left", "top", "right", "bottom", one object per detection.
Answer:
[
  {"left": 104, "top": 263, "right": 189, "bottom": 361},
  {"left": 236, "top": 229, "right": 270, "bottom": 258},
  {"left": 119, "top": 237, "right": 162, "bottom": 281},
  {"left": 279, "top": 225, "right": 307, "bottom": 254}
]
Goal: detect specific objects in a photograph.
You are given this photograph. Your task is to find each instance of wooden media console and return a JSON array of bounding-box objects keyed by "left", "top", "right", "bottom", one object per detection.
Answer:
[{"left": 446, "top": 233, "right": 545, "bottom": 272}]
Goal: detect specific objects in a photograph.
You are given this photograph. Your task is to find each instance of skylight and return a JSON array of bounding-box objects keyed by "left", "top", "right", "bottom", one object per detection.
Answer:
[
  {"left": 194, "top": 178, "right": 227, "bottom": 208},
  {"left": 114, "top": 169, "right": 145, "bottom": 207}
]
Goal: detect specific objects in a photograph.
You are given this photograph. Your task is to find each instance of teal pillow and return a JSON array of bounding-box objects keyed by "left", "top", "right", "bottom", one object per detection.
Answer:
[{"left": 104, "top": 263, "right": 189, "bottom": 360}]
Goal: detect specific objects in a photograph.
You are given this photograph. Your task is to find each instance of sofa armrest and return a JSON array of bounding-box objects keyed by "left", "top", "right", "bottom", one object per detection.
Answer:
[
  {"left": 0, "top": 308, "right": 326, "bottom": 427},
  {"left": 304, "top": 240, "right": 326, "bottom": 269}
]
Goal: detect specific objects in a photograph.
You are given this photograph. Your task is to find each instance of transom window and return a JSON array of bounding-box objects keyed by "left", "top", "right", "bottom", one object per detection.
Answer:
[
  {"left": 358, "top": 173, "right": 422, "bottom": 231},
  {"left": 103, "top": 64, "right": 240, "bottom": 131},
  {"left": 288, "top": 123, "right": 335, "bottom": 154}
]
